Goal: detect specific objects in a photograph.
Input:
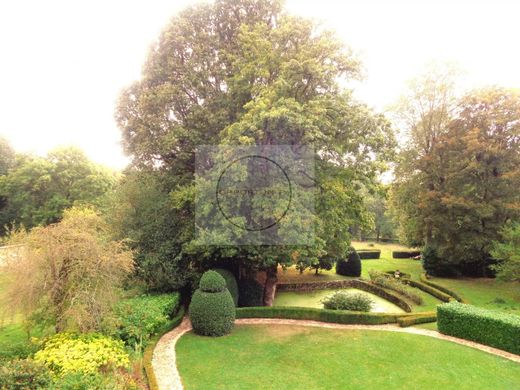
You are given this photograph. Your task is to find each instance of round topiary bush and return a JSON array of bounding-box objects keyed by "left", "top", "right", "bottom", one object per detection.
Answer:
[
  {"left": 336, "top": 247, "right": 361, "bottom": 277},
  {"left": 214, "top": 268, "right": 239, "bottom": 306},
  {"left": 189, "top": 271, "right": 236, "bottom": 336}
]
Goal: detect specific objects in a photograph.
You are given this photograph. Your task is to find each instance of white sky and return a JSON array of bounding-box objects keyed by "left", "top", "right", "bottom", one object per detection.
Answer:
[{"left": 0, "top": 0, "right": 519, "bottom": 169}]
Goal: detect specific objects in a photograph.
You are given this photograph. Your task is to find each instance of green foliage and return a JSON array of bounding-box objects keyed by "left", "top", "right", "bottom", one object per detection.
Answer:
[
  {"left": 437, "top": 302, "right": 520, "bottom": 355},
  {"left": 321, "top": 292, "right": 373, "bottom": 312},
  {"left": 189, "top": 271, "right": 236, "bottom": 336},
  {"left": 336, "top": 248, "right": 361, "bottom": 277},
  {"left": 392, "top": 84, "right": 520, "bottom": 276},
  {"left": 397, "top": 312, "right": 437, "bottom": 327},
  {"left": 34, "top": 333, "right": 129, "bottom": 376},
  {"left": 358, "top": 250, "right": 381, "bottom": 259},
  {"left": 114, "top": 0, "right": 396, "bottom": 289},
  {"left": 0, "top": 147, "right": 116, "bottom": 235},
  {"left": 392, "top": 250, "right": 421, "bottom": 259},
  {"left": 114, "top": 293, "right": 180, "bottom": 351},
  {"left": 491, "top": 222, "right": 520, "bottom": 282},
  {"left": 238, "top": 278, "right": 264, "bottom": 307},
  {"left": 368, "top": 270, "right": 423, "bottom": 305},
  {"left": 199, "top": 270, "right": 227, "bottom": 292},
  {"left": 0, "top": 358, "right": 52, "bottom": 389},
  {"left": 236, "top": 306, "right": 412, "bottom": 325},
  {"left": 3, "top": 207, "right": 134, "bottom": 333},
  {"left": 214, "top": 269, "right": 239, "bottom": 306}
]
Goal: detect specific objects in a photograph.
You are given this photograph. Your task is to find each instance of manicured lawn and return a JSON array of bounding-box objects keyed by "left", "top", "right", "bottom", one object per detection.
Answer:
[{"left": 177, "top": 324, "right": 520, "bottom": 390}]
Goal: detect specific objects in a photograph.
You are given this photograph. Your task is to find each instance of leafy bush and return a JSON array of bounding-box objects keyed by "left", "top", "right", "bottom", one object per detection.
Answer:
[
  {"left": 34, "top": 333, "right": 129, "bottom": 376},
  {"left": 421, "top": 245, "right": 454, "bottom": 276},
  {"left": 236, "top": 306, "right": 418, "bottom": 325},
  {"left": 336, "top": 248, "right": 361, "bottom": 276},
  {"left": 114, "top": 293, "right": 180, "bottom": 351},
  {"left": 392, "top": 250, "right": 421, "bottom": 259},
  {"left": 397, "top": 312, "right": 437, "bottom": 327},
  {"left": 384, "top": 270, "right": 411, "bottom": 279},
  {"left": 189, "top": 271, "right": 236, "bottom": 336},
  {"left": 214, "top": 269, "right": 239, "bottom": 306},
  {"left": 0, "top": 359, "right": 51, "bottom": 389},
  {"left": 322, "top": 292, "right": 373, "bottom": 312},
  {"left": 368, "top": 270, "right": 423, "bottom": 305},
  {"left": 357, "top": 250, "right": 381, "bottom": 259},
  {"left": 437, "top": 302, "right": 520, "bottom": 354},
  {"left": 238, "top": 278, "right": 264, "bottom": 307},
  {"left": 198, "top": 270, "right": 226, "bottom": 292}
]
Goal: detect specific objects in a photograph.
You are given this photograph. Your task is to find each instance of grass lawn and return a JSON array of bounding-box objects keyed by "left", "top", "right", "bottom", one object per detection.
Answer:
[{"left": 177, "top": 324, "right": 520, "bottom": 390}]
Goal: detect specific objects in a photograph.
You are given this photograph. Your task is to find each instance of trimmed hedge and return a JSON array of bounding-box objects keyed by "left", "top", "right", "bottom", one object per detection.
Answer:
[
  {"left": 143, "top": 306, "right": 185, "bottom": 390},
  {"left": 437, "top": 302, "right": 520, "bottom": 355},
  {"left": 420, "top": 274, "right": 467, "bottom": 303},
  {"left": 236, "top": 306, "right": 416, "bottom": 325},
  {"left": 392, "top": 250, "right": 421, "bottom": 259},
  {"left": 336, "top": 248, "right": 361, "bottom": 277},
  {"left": 189, "top": 271, "right": 235, "bottom": 336},
  {"left": 357, "top": 250, "right": 381, "bottom": 259},
  {"left": 397, "top": 311, "right": 437, "bottom": 327},
  {"left": 385, "top": 271, "right": 411, "bottom": 279},
  {"left": 406, "top": 280, "right": 453, "bottom": 303},
  {"left": 214, "top": 268, "right": 239, "bottom": 306}
]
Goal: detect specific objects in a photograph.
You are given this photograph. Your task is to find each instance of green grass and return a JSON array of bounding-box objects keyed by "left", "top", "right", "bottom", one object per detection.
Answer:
[{"left": 177, "top": 324, "right": 520, "bottom": 390}]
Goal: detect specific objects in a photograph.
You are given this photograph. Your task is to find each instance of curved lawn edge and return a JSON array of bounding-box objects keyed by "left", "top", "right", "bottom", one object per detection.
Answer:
[{"left": 153, "top": 317, "right": 520, "bottom": 390}]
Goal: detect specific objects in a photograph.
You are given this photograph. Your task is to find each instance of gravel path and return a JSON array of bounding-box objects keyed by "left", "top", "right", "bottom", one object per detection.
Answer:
[{"left": 152, "top": 317, "right": 520, "bottom": 390}]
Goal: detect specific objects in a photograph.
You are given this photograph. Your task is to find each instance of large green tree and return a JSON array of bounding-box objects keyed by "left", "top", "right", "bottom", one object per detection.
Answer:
[
  {"left": 393, "top": 84, "right": 520, "bottom": 276},
  {"left": 115, "top": 0, "right": 395, "bottom": 294},
  {"left": 0, "top": 147, "right": 117, "bottom": 234}
]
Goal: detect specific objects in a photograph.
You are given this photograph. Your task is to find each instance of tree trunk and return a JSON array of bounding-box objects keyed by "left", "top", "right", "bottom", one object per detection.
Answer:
[{"left": 263, "top": 265, "right": 277, "bottom": 306}]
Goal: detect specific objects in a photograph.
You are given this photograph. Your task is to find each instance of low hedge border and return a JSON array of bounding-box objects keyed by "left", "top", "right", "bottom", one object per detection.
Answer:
[
  {"left": 392, "top": 251, "right": 421, "bottom": 259},
  {"left": 406, "top": 280, "right": 453, "bottom": 303},
  {"left": 420, "top": 274, "right": 467, "bottom": 303},
  {"left": 397, "top": 311, "right": 437, "bottom": 327},
  {"left": 143, "top": 306, "right": 185, "bottom": 390},
  {"left": 437, "top": 302, "right": 520, "bottom": 355},
  {"left": 236, "top": 306, "right": 418, "bottom": 325},
  {"left": 357, "top": 250, "right": 381, "bottom": 259},
  {"left": 277, "top": 279, "right": 412, "bottom": 312}
]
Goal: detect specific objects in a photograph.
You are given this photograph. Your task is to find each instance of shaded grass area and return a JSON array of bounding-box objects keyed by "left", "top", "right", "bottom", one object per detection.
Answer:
[{"left": 177, "top": 324, "right": 520, "bottom": 390}]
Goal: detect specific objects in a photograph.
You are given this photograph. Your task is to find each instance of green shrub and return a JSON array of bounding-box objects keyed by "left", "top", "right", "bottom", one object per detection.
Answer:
[
  {"left": 322, "top": 292, "right": 373, "bottom": 312},
  {"left": 406, "top": 280, "right": 452, "bottom": 302},
  {"left": 368, "top": 270, "right": 423, "bottom": 305},
  {"left": 422, "top": 245, "right": 454, "bottom": 276},
  {"left": 49, "top": 372, "right": 139, "bottom": 390},
  {"left": 419, "top": 273, "right": 466, "bottom": 302},
  {"left": 214, "top": 269, "right": 239, "bottom": 306},
  {"left": 34, "top": 333, "right": 129, "bottom": 376},
  {"left": 114, "top": 293, "right": 180, "bottom": 351},
  {"left": 189, "top": 271, "right": 236, "bottom": 336},
  {"left": 236, "top": 306, "right": 416, "bottom": 325},
  {"left": 437, "top": 302, "right": 520, "bottom": 354},
  {"left": 0, "top": 359, "right": 52, "bottom": 390},
  {"left": 392, "top": 250, "right": 421, "bottom": 259},
  {"left": 397, "top": 312, "right": 437, "bottom": 327},
  {"left": 357, "top": 250, "right": 381, "bottom": 259},
  {"left": 199, "top": 270, "right": 226, "bottom": 292},
  {"left": 238, "top": 278, "right": 264, "bottom": 307},
  {"left": 336, "top": 247, "right": 361, "bottom": 276}
]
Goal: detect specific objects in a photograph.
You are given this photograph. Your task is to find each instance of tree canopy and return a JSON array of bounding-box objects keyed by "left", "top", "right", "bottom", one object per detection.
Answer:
[{"left": 114, "top": 0, "right": 395, "bottom": 291}]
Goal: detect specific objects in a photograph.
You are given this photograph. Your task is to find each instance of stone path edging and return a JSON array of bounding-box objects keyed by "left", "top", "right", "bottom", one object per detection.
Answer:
[{"left": 152, "top": 317, "right": 520, "bottom": 390}]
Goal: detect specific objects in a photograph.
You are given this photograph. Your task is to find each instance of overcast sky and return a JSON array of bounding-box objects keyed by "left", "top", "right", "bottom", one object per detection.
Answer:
[{"left": 0, "top": 0, "right": 519, "bottom": 169}]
